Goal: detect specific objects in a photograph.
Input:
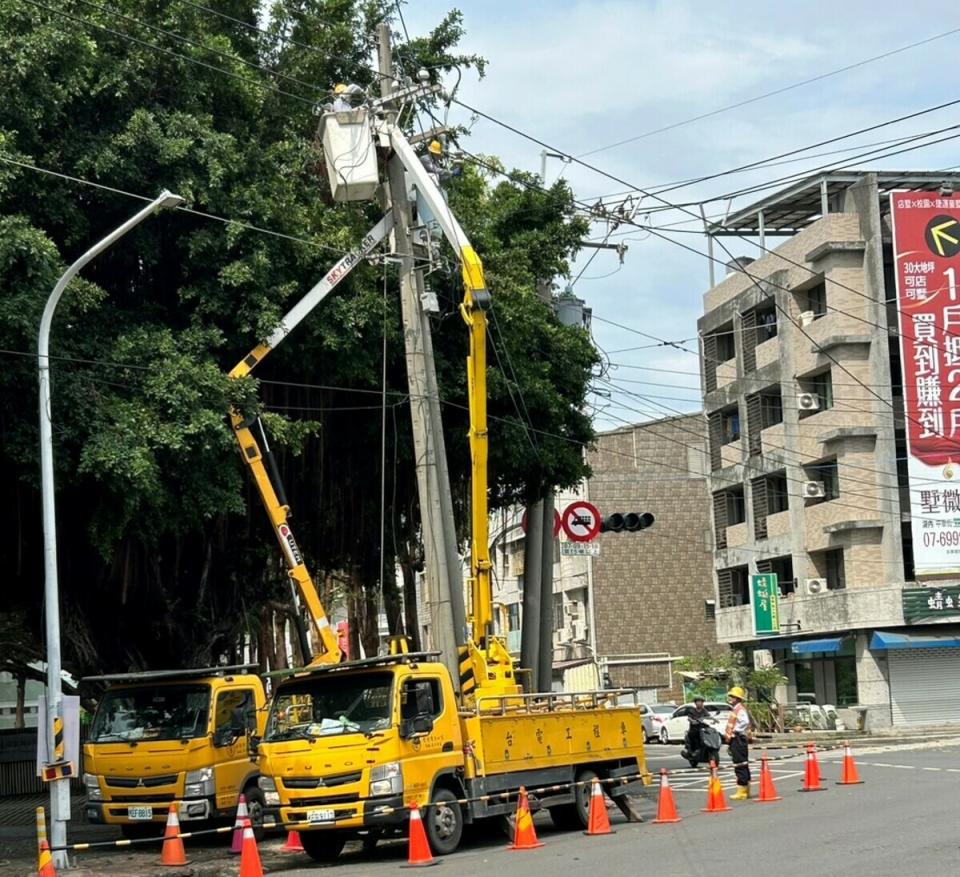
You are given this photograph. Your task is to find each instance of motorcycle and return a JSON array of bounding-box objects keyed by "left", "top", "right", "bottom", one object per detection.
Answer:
[{"left": 681, "top": 717, "right": 722, "bottom": 769}]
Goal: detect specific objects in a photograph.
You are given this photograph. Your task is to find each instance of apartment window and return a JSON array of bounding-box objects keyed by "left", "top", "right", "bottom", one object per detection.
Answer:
[
  {"left": 804, "top": 458, "right": 839, "bottom": 503},
  {"left": 507, "top": 603, "right": 520, "bottom": 631},
  {"left": 756, "top": 303, "right": 778, "bottom": 342},
  {"left": 721, "top": 406, "right": 741, "bottom": 444},
  {"left": 715, "top": 323, "right": 736, "bottom": 362},
  {"left": 717, "top": 486, "right": 746, "bottom": 526},
  {"left": 798, "top": 369, "right": 833, "bottom": 418},
  {"left": 768, "top": 471, "right": 789, "bottom": 513},
  {"left": 802, "top": 282, "right": 827, "bottom": 319},
  {"left": 553, "top": 595, "right": 564, "bottom": 632},
  {"left": 824, "top": 549, "right": 846, "bottom": 591},
  {"left": 717, "top": 565, "right": 750, "bottom": 608},
  {"left": 772, "top": 556, "right": 795, "bottom": 596},
  {"left": 760, "top": 391, "right": 783, "bottom": 428}
]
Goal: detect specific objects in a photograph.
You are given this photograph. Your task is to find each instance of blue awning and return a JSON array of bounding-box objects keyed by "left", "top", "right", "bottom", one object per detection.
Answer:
[
  {"left": 791, "top": 637, "right": 844, "bottom": 655},
  {"left": 870, "top": 631, "right": 960, "bottom": 650}
]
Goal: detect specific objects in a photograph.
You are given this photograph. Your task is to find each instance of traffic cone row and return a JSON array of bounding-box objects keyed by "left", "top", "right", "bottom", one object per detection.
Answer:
[
  {"left": 800, "top": 742, "right": 826, "bottom": 792},
  {"left": 231, "top": 793, "right": 248, "bottom": 854},
  {"left": 652, "top": 769, "right": 681, "bottom": 823},
  {"left": 755, "top": 755, "right": 781, "bottom": 803},
  {"left": 160, "top": 804, "right": 189, "bottom": 867},
  {"left": 37, "top": 839, "right": 56, "bottom": 877},
  {"left": 837, "top": 741, "right": 863, "bottom": 785},
  {"left": 239, "top": 818, "right": 263, "bottom": 877},
  {"left": 403, "top": 802, "right": 439, "bottom": 867},
  {"left": 584, "top": 777, "right": 613, "bottom": 835},
  {"left": 702, "top": 760, "right": 730, "bottom": 813},
  {"left": 507, "top": 787, "right": 544, "bottom": 851}
]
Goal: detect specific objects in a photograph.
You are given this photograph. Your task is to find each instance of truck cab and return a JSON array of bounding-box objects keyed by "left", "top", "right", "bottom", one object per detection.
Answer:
[
  {"left": 256, "top": 653, "right": 463, "bottom": 862},
  {"left": 82, "top": 665, "right": 267, "bottom": 835}
]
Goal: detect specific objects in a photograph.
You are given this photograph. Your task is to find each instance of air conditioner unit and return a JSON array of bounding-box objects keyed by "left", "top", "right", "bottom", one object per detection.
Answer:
[
  {"left": 805, "top": 578, "right": 827, "bottom": 595},
  {"left": 797, "top": 392, "right": 820, "bottom": 412},
  {"left": 799, "top": 310, "right": 816, "bottom": 327},
  {"left": 803, "top": 480, "right": 826, "bottom": 499},
  {"left": 571, "top": 620, "right": 587, "bottom": 641},
  {"left": 564, "top": 603, "right": 579, "bottom": 617},
  {"left": 554, "top": 628, "right": 571, "bottom": 644}
]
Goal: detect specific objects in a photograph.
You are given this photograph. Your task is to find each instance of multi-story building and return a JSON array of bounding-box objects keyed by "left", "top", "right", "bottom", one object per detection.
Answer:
[
  {"left": 699, "top": 170, "right": 960, "bottom": 728},
  {"left": 587, "top": 416, "right": 719, "bottom": 701},
  {"left": 484, "top": 414, "right": 720, "bottom": 700}
]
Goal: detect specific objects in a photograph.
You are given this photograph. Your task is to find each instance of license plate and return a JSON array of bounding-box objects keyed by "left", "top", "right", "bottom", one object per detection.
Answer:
[
  {"left": 307, "top": 808, "right": 335, "bottom": 824},
  {"left": 128, "top": 807, "right": 153, "bottom": 821}
]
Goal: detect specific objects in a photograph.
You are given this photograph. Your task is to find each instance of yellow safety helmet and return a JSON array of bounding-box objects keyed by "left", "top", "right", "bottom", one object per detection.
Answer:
[
  {"left": 727, "top": 686, "right": 746, "bottom": 700},
  {"left": 428, "top": 139, "right": 442, "bottom": 156},
  {"left": 333, "top": 83, "right": 347, "bottom": 95}
]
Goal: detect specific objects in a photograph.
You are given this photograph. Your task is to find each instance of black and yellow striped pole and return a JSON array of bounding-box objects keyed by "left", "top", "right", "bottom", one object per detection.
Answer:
[{"left": 53, "top": 716, "right": 64, "bottom": 763}]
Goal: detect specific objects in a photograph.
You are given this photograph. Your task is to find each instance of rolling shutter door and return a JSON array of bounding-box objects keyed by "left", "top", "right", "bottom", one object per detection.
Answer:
[{"left": 888, "top": 648, "right": 960, "bottom": 726}]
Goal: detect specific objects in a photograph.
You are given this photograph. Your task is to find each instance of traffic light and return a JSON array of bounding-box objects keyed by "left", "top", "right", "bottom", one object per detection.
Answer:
[{"left": 600, "top": 512, "right": 655, "bottom": 533}]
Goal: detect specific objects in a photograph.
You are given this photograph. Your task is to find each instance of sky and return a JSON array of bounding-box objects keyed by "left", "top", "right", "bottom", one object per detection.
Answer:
[{"left": 400, "top": 0, "right": 960, "bottom": 431}]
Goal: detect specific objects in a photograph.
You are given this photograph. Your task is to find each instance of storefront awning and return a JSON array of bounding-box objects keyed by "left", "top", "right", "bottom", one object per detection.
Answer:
[
  {"left": 791, "top": 637, "right": 845, "bottom": 655},
  {"left": 870, "top": 631, "right": 960, "bottom": 650}
]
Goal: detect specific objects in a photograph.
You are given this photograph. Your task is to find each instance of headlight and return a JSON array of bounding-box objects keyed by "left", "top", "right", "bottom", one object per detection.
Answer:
[
  {"left": 184, "top": 767, "right": 215, "bottom": 798},
  {"left": 83, "top": 772, "right": 102, "bottom": 801},
  {"left": 368, "top": 761, "right": 402, "bottom": 797},
  {"left": 258, "top": 774, "right": 280, "bottom": 806}
]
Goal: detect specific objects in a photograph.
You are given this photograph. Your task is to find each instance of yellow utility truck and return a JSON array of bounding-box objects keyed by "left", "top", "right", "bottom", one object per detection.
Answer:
[
  {"left": 82, "top": 665, "right": 267, "bottom": 836},
  {"left": 230, "top": 86, "right": 650, "bottom": 863}
]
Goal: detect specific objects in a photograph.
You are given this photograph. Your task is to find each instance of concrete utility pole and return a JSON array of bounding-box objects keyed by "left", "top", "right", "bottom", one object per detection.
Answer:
[
  {"left": 520, "top": 500, "right": 543, "bottom": 685},
  {"left": 537, "top": 490, "right": 556, "bottom": 692},
  {"left": 378, "top": 24, "right": 463, "bottom": 684}
]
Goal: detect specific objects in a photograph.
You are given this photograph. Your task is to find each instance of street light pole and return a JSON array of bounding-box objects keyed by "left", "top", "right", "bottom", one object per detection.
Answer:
[{"left": 38, "top": 190, "right": 183, "bottom": 867}]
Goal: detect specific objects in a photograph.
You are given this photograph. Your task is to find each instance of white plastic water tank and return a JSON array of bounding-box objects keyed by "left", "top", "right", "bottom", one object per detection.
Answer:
[{"left": 318, "top": 108, "right": 379, "bottom": 202}]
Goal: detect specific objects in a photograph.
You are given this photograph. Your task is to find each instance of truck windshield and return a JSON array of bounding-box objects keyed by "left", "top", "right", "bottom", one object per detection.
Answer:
[
  {"left": 89, "top": 684, "right": 210, "bottom": 742},
  {"left": 266, "top": 671, "right": 392, "bottom": 741}
]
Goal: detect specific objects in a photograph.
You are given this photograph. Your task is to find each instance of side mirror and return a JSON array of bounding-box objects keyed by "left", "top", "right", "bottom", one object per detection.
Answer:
[
  {"left": 400, "top": 715, "right": 433, "bottom": 739},
  {"left": 213, "top": 727, "right": 237, "bottom": 748},
  {"left": 248, "top": 734, "right": 261, "bottom": 759}
]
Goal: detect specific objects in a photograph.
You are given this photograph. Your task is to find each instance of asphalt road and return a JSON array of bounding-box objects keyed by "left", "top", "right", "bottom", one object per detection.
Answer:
[{"left": 3, "top": 739, "right": 958, "bottom": 876}]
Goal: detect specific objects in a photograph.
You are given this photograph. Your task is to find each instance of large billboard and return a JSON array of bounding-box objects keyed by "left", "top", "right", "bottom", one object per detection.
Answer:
[{"left": 892, "top": 191, "right": 960, "bottom": 576}]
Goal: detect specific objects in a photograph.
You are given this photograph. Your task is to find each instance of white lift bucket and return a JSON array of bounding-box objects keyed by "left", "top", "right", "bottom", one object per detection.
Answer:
[{"left": 318, "top": 108, "right": 379, "bottom": 202}]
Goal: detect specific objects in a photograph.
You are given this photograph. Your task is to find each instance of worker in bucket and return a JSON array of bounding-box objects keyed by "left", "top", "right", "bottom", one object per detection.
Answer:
[
  {"left": 723, "top": 686, "right": 752, "bottom": 799},
  {"left": 332, "top": 82, "right": 364, "bottom": 111}
]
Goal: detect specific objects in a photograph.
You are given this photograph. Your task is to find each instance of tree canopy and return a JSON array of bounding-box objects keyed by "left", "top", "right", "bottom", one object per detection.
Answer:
[{"left": 0, "top": 0, "right": 597, "bottom": 675}]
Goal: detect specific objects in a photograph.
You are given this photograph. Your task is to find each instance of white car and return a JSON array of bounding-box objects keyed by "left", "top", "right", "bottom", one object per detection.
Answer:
[
  {"left": 660, "top": 702, "right": 732, "bottom": 744},
  {"left": 610, "top": 695, "right": 676, "bottom": 743}
]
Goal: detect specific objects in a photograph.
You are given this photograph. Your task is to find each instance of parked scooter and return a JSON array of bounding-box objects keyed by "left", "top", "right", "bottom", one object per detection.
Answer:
[{"left": 681, "top": 717, "right": 722, "bottom": 768}]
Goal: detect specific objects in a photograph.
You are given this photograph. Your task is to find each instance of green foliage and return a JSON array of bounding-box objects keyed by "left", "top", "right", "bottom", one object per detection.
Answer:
[
  {"left": 677, "top": 650, "right": 787, "bottom": 702},
  {"left": 0, "top": 0, "right": 595, "bottom": 671}
]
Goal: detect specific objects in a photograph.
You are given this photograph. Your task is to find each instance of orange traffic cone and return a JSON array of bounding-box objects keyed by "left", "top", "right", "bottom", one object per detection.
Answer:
[
  {"left": 754, "top": 755, "right": 781, "bottom": 803},
  {"left": 702, "top": 761, "right": 731, "bottom": 813},
  {"left": 280, "top": 829, "right": 305, "bottom": 852},
  {"left": 507, "top": 787, "right": 544, "bottom": 851},
  {"left": 837, "top": 741, "right": 863, "bottom": 785},
  {"left": 652, "top": 769, "right": 681, "bottom": 824},
  {"left": 37, "top": 839, "right": 56, "bottom": 877},
  {"left": 239, "top": 817, "right": 263, "bottom": 877},
  {"left": 230, "top": 793, "right": 248, "bottom": 853},
  {"left": 401, "top": 803, "right": 438, "bottom": 867},
  {"left": 159, "top": 803, "right": 189, "bottom": 867},
  {"left": 800, "top": 742, "right": 826, "bottom": 792},
  {"left": 583, "top": 777, "right": 614, "bottom": 835}
]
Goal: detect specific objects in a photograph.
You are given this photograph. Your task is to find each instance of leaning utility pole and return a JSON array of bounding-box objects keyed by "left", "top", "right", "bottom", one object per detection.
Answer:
[{"left": 378, "top": 24, "right": 463, "bottom": 684}]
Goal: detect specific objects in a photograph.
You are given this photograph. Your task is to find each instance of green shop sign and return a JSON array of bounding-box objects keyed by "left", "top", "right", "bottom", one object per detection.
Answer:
[
  {"left": 902, "top": 587, "right": 960, "bottom": 624},
  {"left": 752, "top": 573, "right": 780, "bottom": 636}
]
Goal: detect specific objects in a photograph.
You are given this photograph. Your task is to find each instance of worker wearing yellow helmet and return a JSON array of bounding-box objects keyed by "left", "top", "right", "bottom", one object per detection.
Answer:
[
  {"left": 428, "top": 139, "right": 442, "bottom": 156},
  {"left": 723, "top": 686, "right": 752, "bottom": 799}
]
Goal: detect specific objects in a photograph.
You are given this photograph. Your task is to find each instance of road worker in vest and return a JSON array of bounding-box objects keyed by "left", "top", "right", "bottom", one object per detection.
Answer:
[{"left": 723, "top": 686, "right": 752, "bottom": 799}]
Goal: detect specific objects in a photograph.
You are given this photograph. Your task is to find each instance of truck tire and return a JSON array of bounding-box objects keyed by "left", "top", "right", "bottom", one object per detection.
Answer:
[
  {"left": 424, "top": 788, "right": 463, "bottom": 855},
  {"left": 242, "top": 785, "right": 266, "bottom": 842},
  {"left": 300, "top": 830, "right": 347, "bottom": 863},
  {"left": 548, "top": 768, "right": 597, "bottom": 831}
]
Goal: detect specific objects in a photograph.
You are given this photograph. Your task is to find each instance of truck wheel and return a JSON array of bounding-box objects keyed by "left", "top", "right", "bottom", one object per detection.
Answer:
[
  {"left": 549, "top": 768, "right": 597, "bottom": 831},
  {"left": 300, "top": 830, "right": 347, "bottom": 863},
  {"left": 243, "top": 785, "right": 266, "bottom": 842},
  {"left": 424, "top": 788, "right": 463, "bottom": 855}
]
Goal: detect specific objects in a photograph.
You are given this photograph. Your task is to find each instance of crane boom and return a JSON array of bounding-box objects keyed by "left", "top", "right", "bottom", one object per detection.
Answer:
[
  {"left": 387, "top": 126, "right": 518, "bottom": 702},
  {"left": 228, "top": 214, "right": 393, "bottom": 667}
]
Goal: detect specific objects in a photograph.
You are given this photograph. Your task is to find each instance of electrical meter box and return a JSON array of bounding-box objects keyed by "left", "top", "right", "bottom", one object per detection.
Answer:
[{"left": 318, "top": 108, "right": 379, "bottom": 202}]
